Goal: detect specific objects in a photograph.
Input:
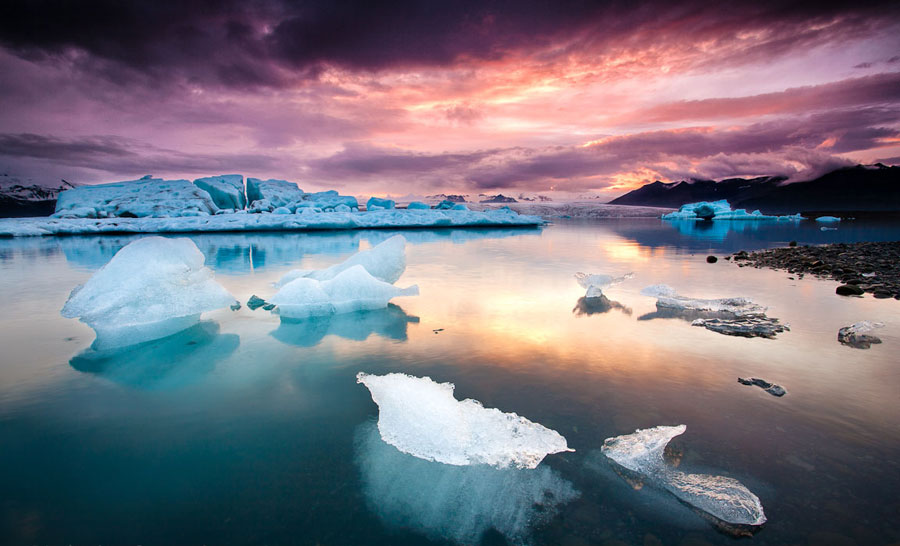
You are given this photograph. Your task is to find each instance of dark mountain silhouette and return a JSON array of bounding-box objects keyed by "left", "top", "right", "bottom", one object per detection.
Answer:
[
  {"left": 609, "top": 164, "right": 900, "bottom": 214},
  {"left": 0, "top": 175, "right": 77, "bottom": 217}
]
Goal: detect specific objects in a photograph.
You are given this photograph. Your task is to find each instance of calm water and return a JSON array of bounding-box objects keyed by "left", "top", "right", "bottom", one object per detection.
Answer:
[{"left": 1, "top": 218, "right": 899, "bottom": 546}]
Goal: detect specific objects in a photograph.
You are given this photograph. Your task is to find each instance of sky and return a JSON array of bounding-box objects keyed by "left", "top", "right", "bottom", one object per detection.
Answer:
[{"left": 1, "top": 0, "right": 899, "bottom": 199}]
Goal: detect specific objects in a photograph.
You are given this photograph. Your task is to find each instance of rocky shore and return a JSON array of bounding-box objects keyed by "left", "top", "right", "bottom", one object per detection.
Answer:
[{"left": 731, "top": 241, "right": 900, "bottom": 300}]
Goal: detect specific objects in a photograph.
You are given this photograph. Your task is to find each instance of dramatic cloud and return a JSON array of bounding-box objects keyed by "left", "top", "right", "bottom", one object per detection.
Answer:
[{"left": 1, "top": 0, "right": 899, "bottom": 195}]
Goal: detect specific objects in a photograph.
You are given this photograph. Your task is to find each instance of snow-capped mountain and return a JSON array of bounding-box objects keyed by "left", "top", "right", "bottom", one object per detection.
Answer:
[{"left": 0, "top": 175, "right": 77, "bottom": 217}]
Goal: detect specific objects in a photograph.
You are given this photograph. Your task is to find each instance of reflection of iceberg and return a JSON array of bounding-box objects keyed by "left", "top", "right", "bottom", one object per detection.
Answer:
[
  {"left": 355, "top": 422, "right": 579, "bottom": 545},
  {"left": 602, "top": 425, "right": 766, "bottom": 533},
  {"left": 363, "top": 226, "right": 541, "bottom": 246},
  {"left": 270, "top": 265, "right": 418, "bottom": 319},
  {"left": 572, "top": 295, "right": 632, "bottom": 316},
  {"left": 271, "top": 304, "right": 419, "bottom": 346},
  {"left": 61, "top": 237, "right": 237, "bottom": 349},
  {"left": 275, "top": 234, "right": 407, "bottom": 286},
  {"left": 357, "top": 372, "right": 572, "bottom": 469},
  {"left": 69, "top": 321, "right": 239, "bottom": 390},
  {"left": 574, "top": 271, "right": 633, "bottom": 298}
]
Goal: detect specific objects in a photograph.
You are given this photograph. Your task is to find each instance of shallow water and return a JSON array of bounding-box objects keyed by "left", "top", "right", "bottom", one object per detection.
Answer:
[{"left": 1, "top": 218, "right": 899, "bottom": 545}]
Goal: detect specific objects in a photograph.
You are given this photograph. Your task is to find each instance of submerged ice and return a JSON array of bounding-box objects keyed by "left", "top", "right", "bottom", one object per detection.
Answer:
[
  {"left": 356, "top": 372, "right": 572, "bottom": 469},
  {"left": 602, "top": 425, "right": 766, "bottom": 529},
  {"left": 355, "top": 422, "right": 578, "bottom": 545},
  {"left": 61, "top": 237, "right": 237, "bottom": 349}
]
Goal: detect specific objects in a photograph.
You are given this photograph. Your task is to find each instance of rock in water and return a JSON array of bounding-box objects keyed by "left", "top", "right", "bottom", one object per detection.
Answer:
[
  {"left": 61, "top": 237, "right": 237, "bottom": 349},
  {"left": 706, "top": 255, "right": 718, "bottom": 263},
  {"left": 601, "top": 425, "right": 766, "bottom": 532},
  {"left": 837, "top": 321, "right": 884, "bottom": 349},
  {"left": 693, "top": 317, "right": 789, "bottom": 339},
  {"left": 356, "top": 372, "right": 572, "bottom": 469},
  {"left": 836, "top": 284, "right": 865, "bottom": 296}
]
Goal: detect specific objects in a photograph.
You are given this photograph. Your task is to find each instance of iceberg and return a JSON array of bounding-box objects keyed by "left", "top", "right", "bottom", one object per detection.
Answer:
[
  {"left": 366, "top": 197, "right": 395, "bottom": 211},
  {"left": 275, "top": 234, "right": 407, "bottom": 287},
  {"left": 602, "top": 425, "right": 766, "bottom": 531},
  {"left": 246, "top": 178, "right": 305, "bottom": 208},
  {"left": 61, "top": 237, "right": 237, "bottom": 349},
  {"left": 661, "top": 200, "right": 803, "bottom": 221},
  {"left": 356, "top": 372, "right": 573, "bottom": 469},
  {"left": 407, "top": 201, "right": 430, "bottom": 210},
  {"left": 815, "top": 216, "right": 841, "bottom": 223},
  {"left": 575, "top": 271, "right": 634, "bottom": 298},
  {"left": 837, "top": 321, "right": 884, "bottom": 349},
  {"left": 193, "top": 174, "right": 246, "bottom": 210},
  {"left": 269, "top": 265, "right": 418, "bottom": 319},
  {"left": 53, "top": 177, "right": 219, "bottom": 218},
  {"left": 355, "top": 422, "right": 579, "bottom": 545}
]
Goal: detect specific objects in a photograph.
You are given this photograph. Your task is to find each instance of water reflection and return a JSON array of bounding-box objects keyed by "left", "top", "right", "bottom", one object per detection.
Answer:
[
  {"left": 354, "top": 422, "right": 578, "bottom": 545},
  {"left": 573, "top": 295, "right": 633, "bottom": 316},
  {"left": 637, "top": 307, "right": 737, "bottom": 323},
  {"left": 69, "top": 321, "right": 239, "bottom": 390},
  {"left": 271, "top": 304, "right": 419, "bottom": 347}
]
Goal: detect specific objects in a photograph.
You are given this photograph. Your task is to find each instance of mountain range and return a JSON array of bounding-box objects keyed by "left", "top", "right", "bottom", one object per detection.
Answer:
[
  {"left": 0, "top": 175, "right": 77, "bottom": 217},
  {"left": 608, "top": 164, "right": 900, "bottom": 214}
]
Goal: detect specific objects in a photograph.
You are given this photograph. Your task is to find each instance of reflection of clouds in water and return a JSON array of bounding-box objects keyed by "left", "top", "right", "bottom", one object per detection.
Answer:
[
  {"left": 271, "top": 304, "right": 419, "bottom": 347},
  {"left": 354, "top": 422, "right": 578, "bottom": 545},
  {"left": 69, "top": 321, "right": 239, "bottom": 390},
  {"left": 573, "top": 295, "right": 632, "bottom": 316}
]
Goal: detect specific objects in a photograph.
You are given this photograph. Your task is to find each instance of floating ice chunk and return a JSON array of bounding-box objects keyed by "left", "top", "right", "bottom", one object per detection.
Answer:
[
  {"left": 661, "top": 200, "right": 802, "bottom": 221},
  {"left": 575, "top": 271, "right": 634, "bottom": 298},
  {"left": 837, "top": 321, "right": 884, "bottom": 349},
  {"left": 356, "top": 372, "right": 573, "bottom": 469},
  {"left": 275, "top": 234, "right": 408, "bottom": 287},
  {"left": 602, "top": 425, "right": 766, "bottom": 529},
  {"left": 355, "top": 422, "right": 579, "bottom": 545},
  {"left": 407, "top": 201, "right": 431, "bottom": 210},
  {"left": 640, "top": 284, "right": 766, "bottom": 317},
  {"left": 692, "top": 317, "right": 789, "bottom": 339},
  {"left": 815, "top": 215, "right": 841, "bottom": 223},
  {"left": 53, "top": 177, "right": 219, "bottom": 218},
  {"left": 367, "top": 197, "right": 395, "bottom": 211},
  {"left": 451, "top": 203, "right": 469, "bottom": 210},
  {"left": 246, "top": 178, "right": 305, "bottom": 208},
  {"left": 193, "top": 174, "right": 246, "bottom": 210},
  {"left": 61, "top": 237, "right": 237, "bottom": 349},
  {"left": 270, "top": 265, "right": 418, "bottom": 319}
]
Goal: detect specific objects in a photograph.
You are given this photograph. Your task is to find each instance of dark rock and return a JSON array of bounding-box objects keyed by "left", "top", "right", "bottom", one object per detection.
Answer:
[
  {"left": 738, "top": 377, "right": 786, "bottom": 397},
  {"left": 873, "top": 291, "right": 892, "bottom": 299},
  {"left": 247, "top": 295, "right": 267, "bottom": 310},
  {"left": 789, "top": 240, "right": 797, "bottom": 247},
  {"left": 706, "top": 255, "right": 718, "bottom": 263},
  {"left": 836, "top": 284, "right": 864, "bottom": 296},
  {"left": 838, "top": 322, "right": 884, "bottom": 349}
]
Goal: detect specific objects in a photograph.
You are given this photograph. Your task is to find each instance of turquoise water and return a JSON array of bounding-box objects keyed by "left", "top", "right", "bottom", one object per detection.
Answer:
[{"left": 1, "top": 219, "right": 899, "bottom": 545}]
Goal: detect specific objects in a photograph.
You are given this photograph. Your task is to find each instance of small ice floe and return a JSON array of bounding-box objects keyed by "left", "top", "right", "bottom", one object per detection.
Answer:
[
  {"left": 356, "top": 372, "right": 572, "bottom": 469},
  {"left": 738, "top": 377, "right": 786, "bottom": 397},
  {"left": 574, "top": 271, "right": 634, "bottom": 298},
  {"left": 815, "top": 216, "right": 841, "bottom": 223},
  {"left": 275, "top": 234, "right": 407, "bottom": 287},
  {"left": 61, "top": 237, "right": 237, "bottom": 349},
  {"left": 692, "top": 317, "right": 789, "bottom": 339},
  {"left": 601, "top": 425, "right": 766, "bottom": 534},
  {"left": 270, "top": 265, "right": 418, "bottom": 319},
  {"left": 838, "top": 321, "right": 885, "bottom": 349},
  {"left": 355, "top": 422, "right": 579, "bottom": 545},
  {"left": 641, "top": 284, "right": 787, "bottom": 338}
]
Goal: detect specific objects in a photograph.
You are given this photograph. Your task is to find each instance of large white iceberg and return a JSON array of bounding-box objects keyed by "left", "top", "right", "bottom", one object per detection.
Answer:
[
  {"left": 193, "top": 174, "right": 246, "bottom": 210},
  {"left": 602, "top": 425, "right": 766, "bottom": 529},
  {"left": 246, "top": 178, "right": 306, "bottom": 209},
  {"left": 53, "top": 177, "right": 219, "bottom": 218},
  {"left": 575, "top": 271, "right": 634, "bottom": 298},
  {"left": 270, "top": 265, "right": 418, "bottom": 319},
  {"left": 355, "top": 422, "right": 579, "bottom": 545},
  {"left": 356, "top": 372, "right": 573, "bottom": 469},
  {"left": 61, "top": 237, "right": 237, "bottom": 349},
  {"left": 275, "top": 234, "right": 407, "bottom": 287},
  {"left": 661, "top": 200, "right": 803, "bottom": 221}
]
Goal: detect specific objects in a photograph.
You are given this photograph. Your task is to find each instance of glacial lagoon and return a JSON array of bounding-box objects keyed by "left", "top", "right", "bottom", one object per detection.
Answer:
[{"left": 1, "top": 218, "right": 900, "bottom": 545}]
